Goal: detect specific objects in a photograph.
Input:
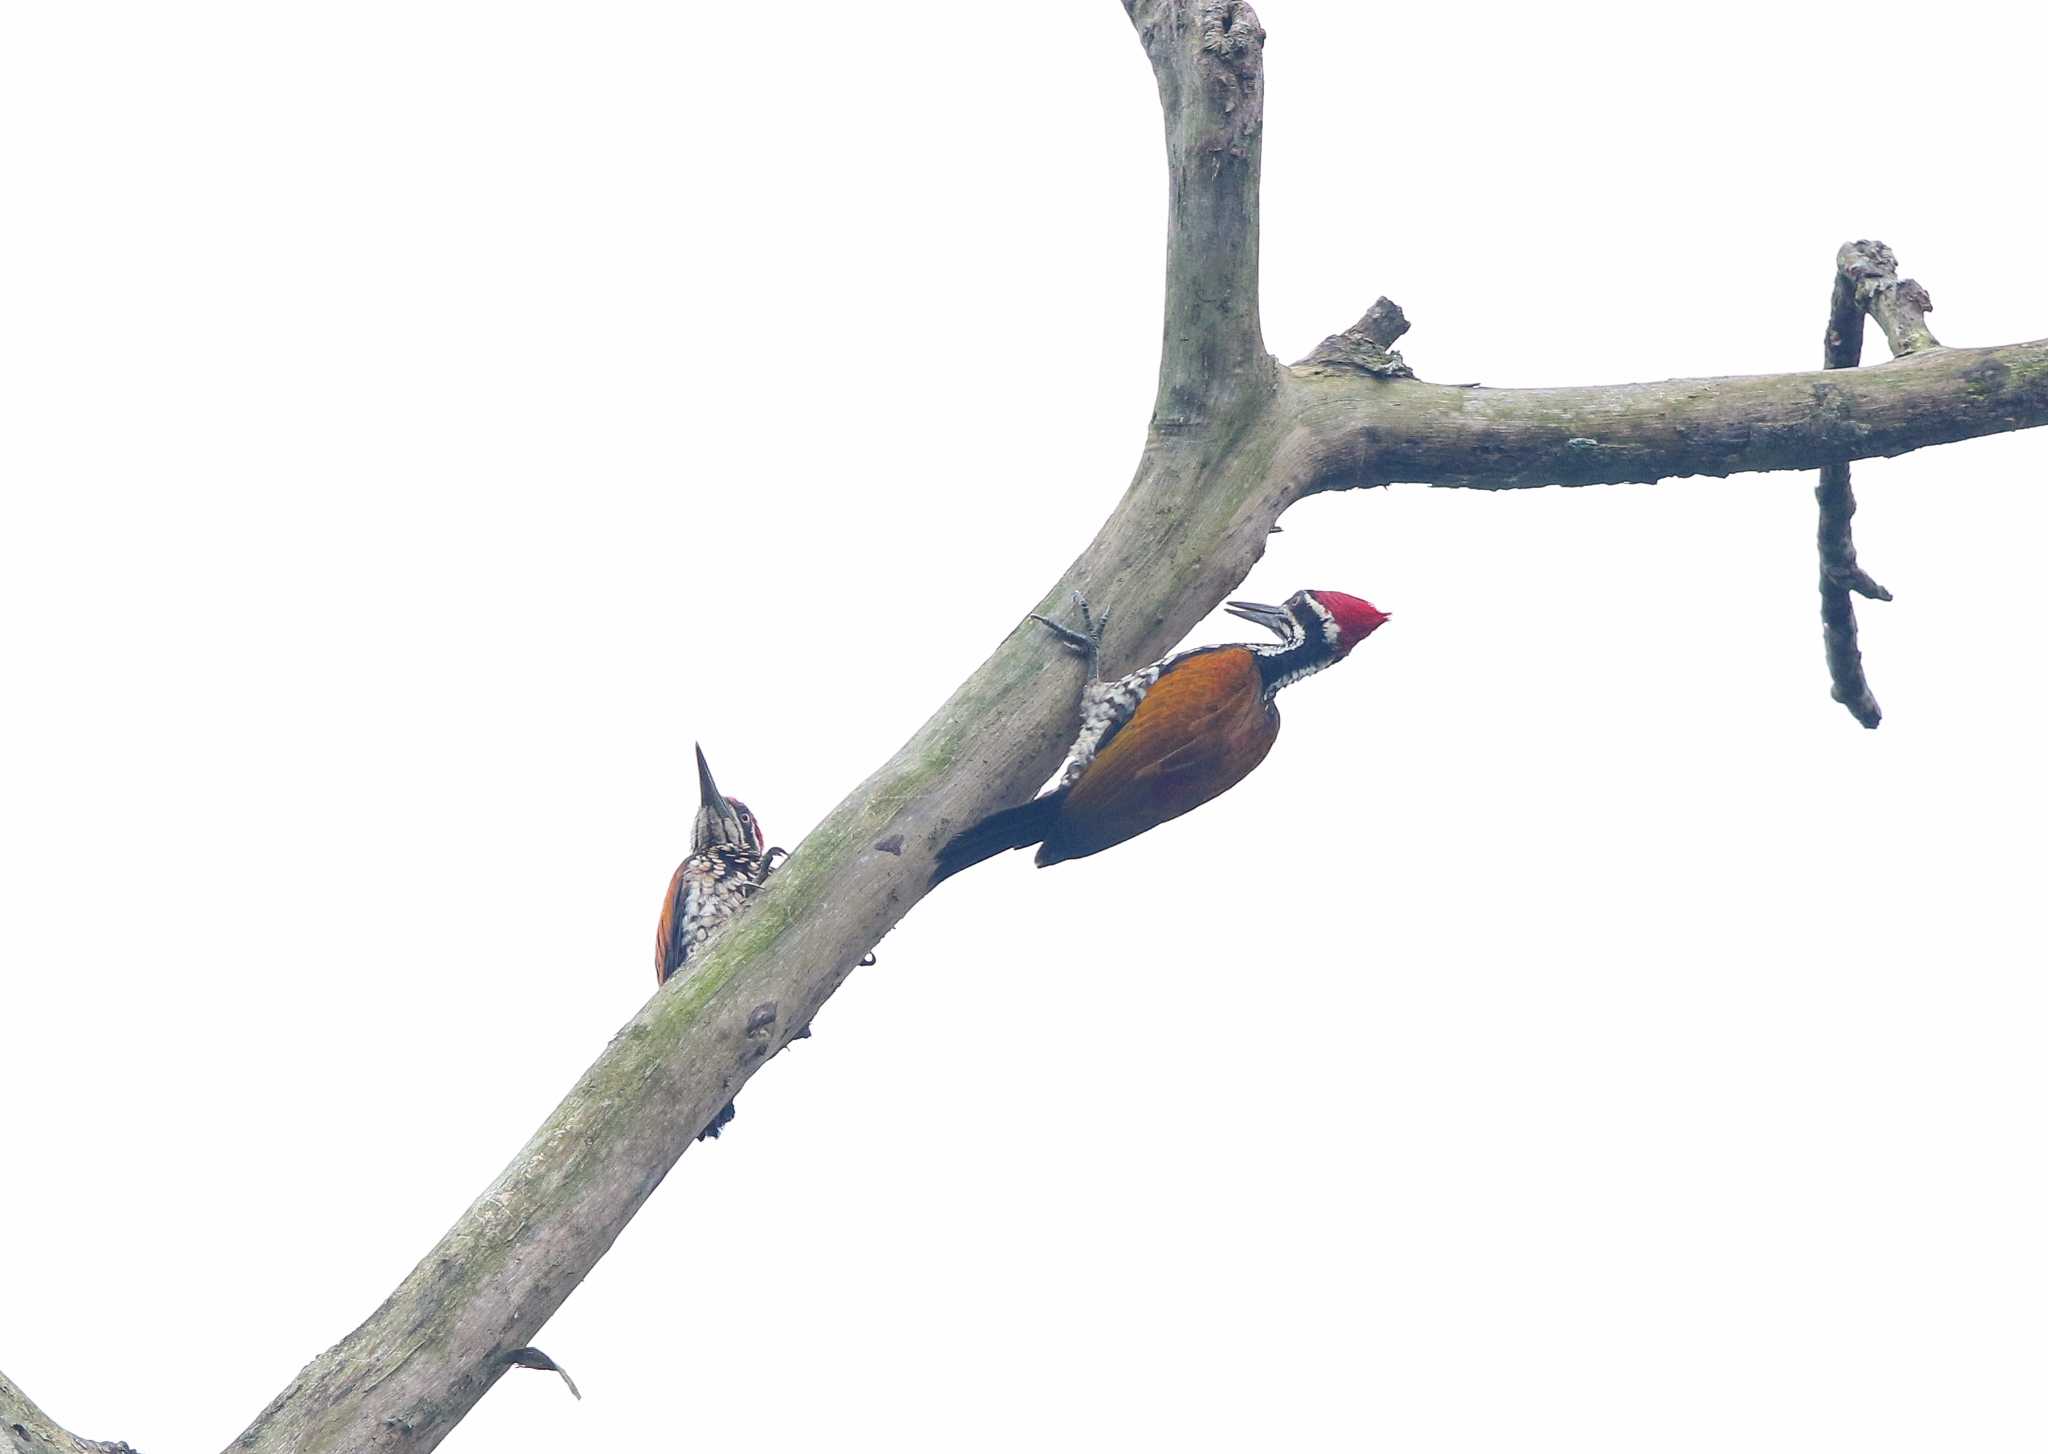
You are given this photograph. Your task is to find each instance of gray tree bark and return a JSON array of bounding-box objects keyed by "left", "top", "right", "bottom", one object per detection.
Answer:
[
  {"left": 2, "top": 1372, "right": 135, "bottom": 1454},
  {"left": 11, "top": 2, "right": 2046, "bottom": 1449}
]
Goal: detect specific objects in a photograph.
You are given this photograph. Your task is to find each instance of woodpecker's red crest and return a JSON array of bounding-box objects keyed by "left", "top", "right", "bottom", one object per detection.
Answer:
[
  {"left": 933, "top": 586, "right": 1390, "bottom": 882},
  {"left": 1304, "top": 590, "right": 1390, "bottom": 653}
]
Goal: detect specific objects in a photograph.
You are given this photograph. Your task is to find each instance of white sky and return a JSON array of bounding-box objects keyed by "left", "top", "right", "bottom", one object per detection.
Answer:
[{"left": 4, "top": 3, "right": 2044, "bottom": 1451}]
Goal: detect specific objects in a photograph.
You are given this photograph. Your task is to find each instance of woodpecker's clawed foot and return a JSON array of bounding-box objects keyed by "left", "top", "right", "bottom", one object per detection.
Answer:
[
  {"left": 697, "top": 1099, "right": 738, "bottom": 1141},
  {"left": 1029, "top": 590, "right": 1109, "bottom": 680},
  {"left": 762, "top": 846, "right": 790, "bottom": 874},
  {"left": 858, "top": 952, "right": 877, "bottom": 967}
]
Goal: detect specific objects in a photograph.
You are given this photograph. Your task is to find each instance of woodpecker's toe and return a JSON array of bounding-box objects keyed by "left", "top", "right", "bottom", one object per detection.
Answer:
[{"left": 1030, "top": 588, "right": 1110, "bottom": 678}]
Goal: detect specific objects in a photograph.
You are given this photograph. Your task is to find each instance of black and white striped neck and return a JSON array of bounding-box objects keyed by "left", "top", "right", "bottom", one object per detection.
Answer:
[{"left": 1250, "top": 596, "right": 1344, "bottom": 699}]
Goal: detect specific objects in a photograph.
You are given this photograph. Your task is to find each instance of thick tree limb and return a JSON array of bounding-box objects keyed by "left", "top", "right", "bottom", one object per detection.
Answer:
[
  {"left": 226, "top": 14, "right": 1293, "bottom": 1444},
  {"left": 20, "top": 4, "right": 2039, "bottom": 1450},
  {"left": 1126, "top": 0, "right": 1274, "bottom": 427},
  {"left": 223, "top": 415, "right": 1311, "bottom": 1454},
  {"left": 1289, "top": 338, "right": 2048, "bottom": 490},
  {"left": 1, "top": 1371, "right": 136, "bottom": 1454}
]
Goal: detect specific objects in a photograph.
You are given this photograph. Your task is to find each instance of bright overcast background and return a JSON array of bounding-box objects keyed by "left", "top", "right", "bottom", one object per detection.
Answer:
[{"left": 4, "top": 3, "right": 2045, "bottom": 1451}]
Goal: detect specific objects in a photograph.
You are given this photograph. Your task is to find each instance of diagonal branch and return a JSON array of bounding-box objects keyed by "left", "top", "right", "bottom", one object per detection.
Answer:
[
  {"left": 226, "top": 7, "right": 1299, "bottom": 1449},
  {"left": 224, "top": 428, "right": 1310, "bottom": 1454},
  {"left": 1, "top": 1369, "right": 137, "bottom": 1454}
]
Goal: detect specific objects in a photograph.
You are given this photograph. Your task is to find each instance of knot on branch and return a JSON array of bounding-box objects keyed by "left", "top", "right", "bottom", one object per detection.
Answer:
[
  {"left": 1196, "top": 0, "right": 1264, "bottom": 156},
  {"left": 1837, "top": 238, "right": 1900, "bottom": 287},
  {"left": 1297, "top": 297, "right": 1415, "bottom": 378},
  {"left": 1200, "top": 0, "right": 1265, "bottom": 65}
]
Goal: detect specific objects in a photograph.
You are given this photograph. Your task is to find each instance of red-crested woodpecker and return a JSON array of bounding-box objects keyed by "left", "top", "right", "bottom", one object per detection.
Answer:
[{"left": 933, "top": 588, "right": 1389, "bottom": 881}]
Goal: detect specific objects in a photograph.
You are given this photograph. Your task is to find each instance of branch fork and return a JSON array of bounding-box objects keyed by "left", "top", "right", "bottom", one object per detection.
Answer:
[{"left": 16, "top": 8, "right": 2048, "bottom": 1453}]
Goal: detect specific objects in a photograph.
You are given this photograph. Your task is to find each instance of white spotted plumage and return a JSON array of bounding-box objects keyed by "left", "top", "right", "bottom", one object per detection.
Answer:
[
  {"left": 1056, "top": 659, "right": 1165, "bottom": 785},
  {"left": 660, "top": 747, "right": 776, "bottom": 987},
  {"left": 673, "top": 843, "right": 767, "bottom": 969}
]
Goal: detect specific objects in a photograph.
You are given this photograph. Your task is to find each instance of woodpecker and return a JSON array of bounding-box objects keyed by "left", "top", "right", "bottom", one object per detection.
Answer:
[
  {"left": 656, "top": 744, "right": 783, "bottom": 1139},
  {"left": 932, "top": 588, "right": 1389, "bottom": 881}
]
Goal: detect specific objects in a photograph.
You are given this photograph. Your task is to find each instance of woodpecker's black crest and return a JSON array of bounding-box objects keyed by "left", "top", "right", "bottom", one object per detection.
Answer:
[{"left": 656, "top": 744, "right": 785, "bottom": 1139}]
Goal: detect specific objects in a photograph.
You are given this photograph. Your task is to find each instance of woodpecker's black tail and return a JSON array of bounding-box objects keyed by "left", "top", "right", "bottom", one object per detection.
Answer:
[{"left": 931, "top": 793, "right": 1062, "bottom": 885}]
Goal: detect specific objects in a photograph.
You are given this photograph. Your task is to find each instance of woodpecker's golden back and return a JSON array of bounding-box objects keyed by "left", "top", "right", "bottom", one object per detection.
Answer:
[{"left": 1045, "top": 645, "right": 1278, "bottom": 862}]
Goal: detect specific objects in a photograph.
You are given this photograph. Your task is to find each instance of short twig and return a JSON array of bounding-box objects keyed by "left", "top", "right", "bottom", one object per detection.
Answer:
[
  {"left": 1812, "top": 240, "right": 1936, "bottom": 727},
  {"left": 502, "top": 1346, "right": 582, "bottom": 1401}
]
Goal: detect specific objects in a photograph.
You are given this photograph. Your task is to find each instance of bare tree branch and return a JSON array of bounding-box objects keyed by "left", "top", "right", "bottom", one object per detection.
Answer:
[
  {"left": 1812, "top": 241, "right": 1929, "bottom": 726},
  {"left": 1126, "top": 0, "right": 1273, "bottom": 426},
  {"left": 1815, "top": 455, "right": 1889, "bottom": 727},
  {"left": 24, "top": 4, "right": 2046, "bottom": 1450},
  {"left": 1290, "top": 337, "right": 2048, "bottom": 491},
  {"left": 226, "top": 10, "right": 1298, "bottom": 1444}
]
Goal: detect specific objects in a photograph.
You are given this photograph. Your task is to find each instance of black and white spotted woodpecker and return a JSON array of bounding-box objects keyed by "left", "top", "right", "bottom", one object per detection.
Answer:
[
  {"left": 655, "top": 744, "right": 784, "bottom": 1139},
  {"left": 932, "top": 588, "right": 1390, "bottom": 881}
]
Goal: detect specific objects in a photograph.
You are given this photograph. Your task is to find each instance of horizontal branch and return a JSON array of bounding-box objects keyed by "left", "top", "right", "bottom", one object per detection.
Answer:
[{"left": 1290, "top": 338, "right": 2048, "bottom": 491}]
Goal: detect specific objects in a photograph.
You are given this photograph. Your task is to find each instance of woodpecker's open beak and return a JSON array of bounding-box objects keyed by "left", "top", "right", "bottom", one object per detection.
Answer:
[{"left": 1224, "top": 599, "right": 1295, "bottom": 641}]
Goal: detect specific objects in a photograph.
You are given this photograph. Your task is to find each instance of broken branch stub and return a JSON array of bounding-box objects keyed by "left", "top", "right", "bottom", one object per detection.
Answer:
[{"left": 1298, "top": 296, "right": 1415, "bottom": 378}]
